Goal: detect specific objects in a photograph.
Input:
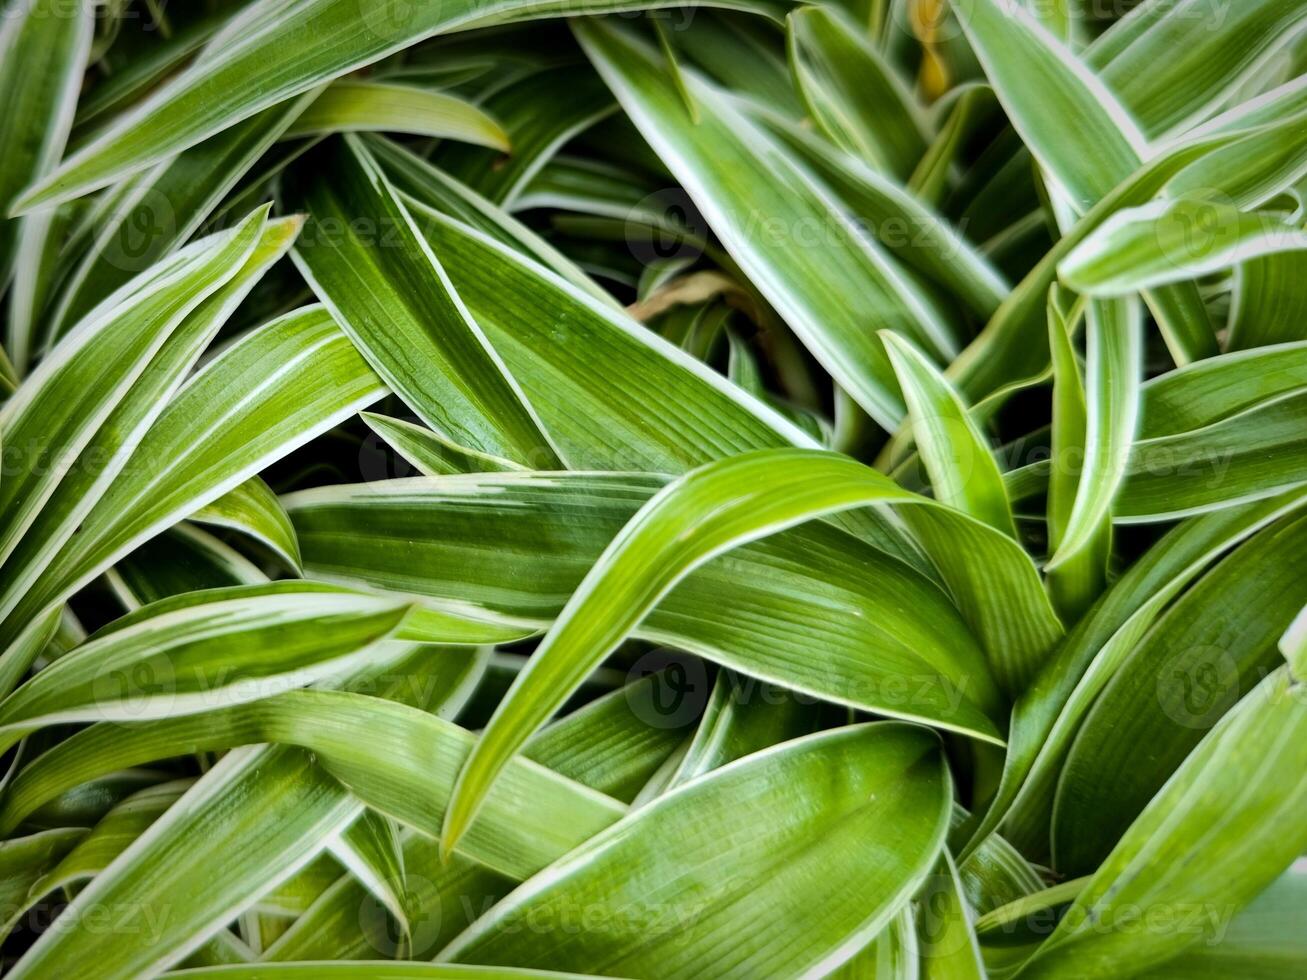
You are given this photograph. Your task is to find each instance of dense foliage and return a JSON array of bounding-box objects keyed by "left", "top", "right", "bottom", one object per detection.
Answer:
[{"left": 2, "top": 0, "right": 1307, "bottom": 977}]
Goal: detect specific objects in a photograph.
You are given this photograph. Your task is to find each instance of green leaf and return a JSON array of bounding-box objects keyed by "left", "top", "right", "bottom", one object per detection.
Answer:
[
  {"left": 0, "top": 207, "right": 271, "bottom": 586},
  {"left": 955, "top": 0, "right": 1145, "bottom": 212},
  {"left": 1019, "top": 666, "right": 1307, "bottom": 978},
  {"left": 1062, "top": 197, "right": 1307, "bottom": 295},
  {"left": 1051, "top": 511, "right": 1307, "bottom": 873},
  {"left": 5, "top": 746, "right": 362, "bottom": 980},
  {"left": 1134, "top": 866, "right": 1307, "bottom": 978},
  {"left": 47, "top": 95, "right": 315, "bottom": 344},
  {"left": 0, "top": 208, "right": 292, "bottom": 629},
  {"left": 881, "top": 331, "right": 1017, "bottom": 536},
  {"left": 189, "top": 476, "right": 301, "bottom": 572},
  {"left": 0, "top": 305, "right": 386, "bottom": 645},
  {"left": 918, "top": 851, "right": 987, "bottom": 980},
  {"left": 1044, "top": 288, "right": 1106, "bottom": 619},
  {"left": 11, "top": 0, "right": 783, "bottom": 212},
  {"left": 112, "top": 525, "right": 268, "bottom": 607},
  {"left": 0, "top": 0, "right": 93, "bottom": 303},
  {"left": 285, "top": 81, "right": 509, "bottom": 149},
  {"left": 168, "top": 965, "right": 604, "bottom": 979},
  {"left": 0, "top": 583, "right": 410, "bottom": 743},
  {"left": 441, "top": 448, "right": 1060, "bottom": 856},
  {"left": 1044, "top": 296, "right": 1141, "bottom": 573},
  {"left": 361, "top": 412, "right": 522, "bottom": 477},
  {"left": 787, "top": 5, "right": 929, "bottom": 179},
  {"left": 963, "top": 489, "right": 1307, "bottom": 863},
  {"left": 1089, "top": 0, "right": 1307, "bottom": 139},
  {"left": 576, "top": 17, "right": 955, "bottom": 428},
  {"left": 286, "top": 471, "right": 1007, "bottom": 739},
  {"left": 440, "top": 724, "right": 950, "bottom": 978},
  {"left": 432, "top": 65, "right": 614, "bottom": 208},
  {"left": 287, "top": 135, "right": 559, "bottom": 467}
]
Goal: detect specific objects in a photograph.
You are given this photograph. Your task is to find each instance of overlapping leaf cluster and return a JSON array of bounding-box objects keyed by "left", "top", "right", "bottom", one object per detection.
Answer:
[{"left": 2, "top": 0, "right": 1307, "bottom": 977}]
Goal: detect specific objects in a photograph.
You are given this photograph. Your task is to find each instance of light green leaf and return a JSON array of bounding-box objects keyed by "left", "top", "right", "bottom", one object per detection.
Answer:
[
  {"left": 1020, "top": 667, "right": 1307, "bottom": 978},
  {"left": 0, "top": 0, "right": 92, "bottom": 310},
  {"left": 787, "top": 5, "right": 929, "bottom": 179},
  {"left": 12, "top": 0, "right": 783, "bottom": 212},
  {"left": 0, "top": 583, "right": 410, "bottom": 743},
  {"left": 440, "top": 724, "right": 950, "bottom": 978},
  {"left": 1062, "top": 197, "right": 1307, "bottom": 295},
  {"left": 47, "top": 94, "right": 315, "bottom": 343},
  {"left": 286, "top": 472, "right": 1007, "bottom": 739},
  {"left": 1045, "top": 297, "right": 1141, "bottom": 573},
  {"left": 1051, "top": 511, "right": 1307, "bottom": 873},
  {"left": 361, "top": 412, "right": 522, "bottom": 477},
  {"left": 1, "top": 305, "right": 386, "bottom": 646},
  {"left": 0, "top": 207, "right": 272, "bottom": 589},
  {"left": 285, "top": 81, "right": 509, "bottom": 149},
  {"left": 882, "top": 331, "right": 1017, "bottom": 536},
  {"left": 577, "top": 18, "right": 954, "bottom": 428},
  {"left": 963, "top": 489, "right": 1307, "bottom": 863},
  {"left": 1044, "top": 288, "right": 1106, "bottom": 619},
  {"left": 441, "top": 448, "right": 1060, "bottom": 856},
  {"left": 288, "top": 135, "right": 559, "bottom": 467},
  {"left": 189, "top": 476, "right": 301, "bottom": 571},
  {"left": 432, "top": 65, "right": 614, "bottom": 208}
]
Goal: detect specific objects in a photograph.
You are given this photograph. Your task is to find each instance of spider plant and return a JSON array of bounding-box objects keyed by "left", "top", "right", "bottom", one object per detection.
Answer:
[{"left": 1, "top": 0, "right": 1307, "bottom": 977}]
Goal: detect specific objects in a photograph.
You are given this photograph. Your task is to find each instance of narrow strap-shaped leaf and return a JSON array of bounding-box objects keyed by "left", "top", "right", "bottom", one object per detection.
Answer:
[
  {"left": 47, "top": 94, "right": 316, "bottom": 342},
  {"left": 11, "top": 0, "right": 781, "bottom": 211},
  {"left": 962, "top": 489, "right": 1307, "bottom": 862},
  {"left": 1051, "top": 511, "right": 1307, "bottom": 873},
  {"left": 1138, "top": 341, "right": 1307, "bottom": 438},
  {"left": 951, "top": 125, "right": 1239, "bottom": 401},
  {"left": 954, "top": 0, "right": 1146, "bottom": 212},
  {"left": 0, "top": 826, "right": 86, "bottom": 929},
  {"left": 5, "top": 746, "right": 362, "bottom": 980},
  {"left": 432, "top": 64, "right": 615, "bottom": 208},
  {"left": 881, "top": 332, "right": 1016, "bottom": 537},
  {"left": 577, "top": 17, "right": 953, "bottom": 428},
  {"left": 1089, "top": 0, "right": 1307, "bottom": 139},
  {"left": 0, "top": 649, "right": 499, "bottom": 978},
  {"left": 0, "top": 207, "right": 269, "bottom": 579},
  {"left": 1132, "top": 867, "right": 1307, "bottom": 979},
  {"left": 1228, "top": 252, "right": 1307, "bottom": 350},
  {"left": 666, "top": 670, "right": 819, "bottom": 790},
  {"left": 1019, "top": 666, "right": 1307, "bottom": 978},
  {"left": 189, "top": 476, "right": 301, "bottom": 571},
  {"left": 787, "top": 5, "right": 929, "bottom": 179},
  {"left": 113, "top": 526, "right": 268, "bottom": 607},
  {"left": 329, "top": 810, "right": 410, "bottom": 953},
  {"left": 0, "top": 583, "right": 410, "bottom": 742},
  {"left": 1045, "top": 297, "right": 1141, "bottom": 573},
  {"left": 0, "top": 0, "right": 93, "bottom": 315},
  {"left": 264, "top": 675, "right": 680, "bottom": 962},
  {"left": 1, "top": 306, "right": 386, "bottom": 642},
  {"left": 285, "top": 80, "right": 509, "bottom": 149},
  {"left": 439, "top": 724, "right": 950, "bottom": 979},
  {"left": 361, "top": 412, "right": 522, "bottom": 477},
  {"left": 1062, "top": 197, "right": 1307, "bottom": 295},
  {"left": 441, "top": 448, "right": 1059, "bottom": 855},
  {"left": 1116, "top": 388, "right": 1307, "bottom": 521},
  {"left": 288, "top": 135, "right": 558, "bottom": 467},
  {"left": 918, "top": 850, "right": 986, "bottom": 980},
  {"left": 168, "top": 966, "right": 602, "bottom": 979},
  {"left": 1044, "top": 288, "right": 1105, "bottom": 619},
  {"left": 0, "top": 214, "right": 302, "bottom": 624},
  {"left": 286, "top": 473, "right": 1005, "bottom": 740},
  {"left": 367, "top": 135, "right": 612, "bottom": 304}
]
